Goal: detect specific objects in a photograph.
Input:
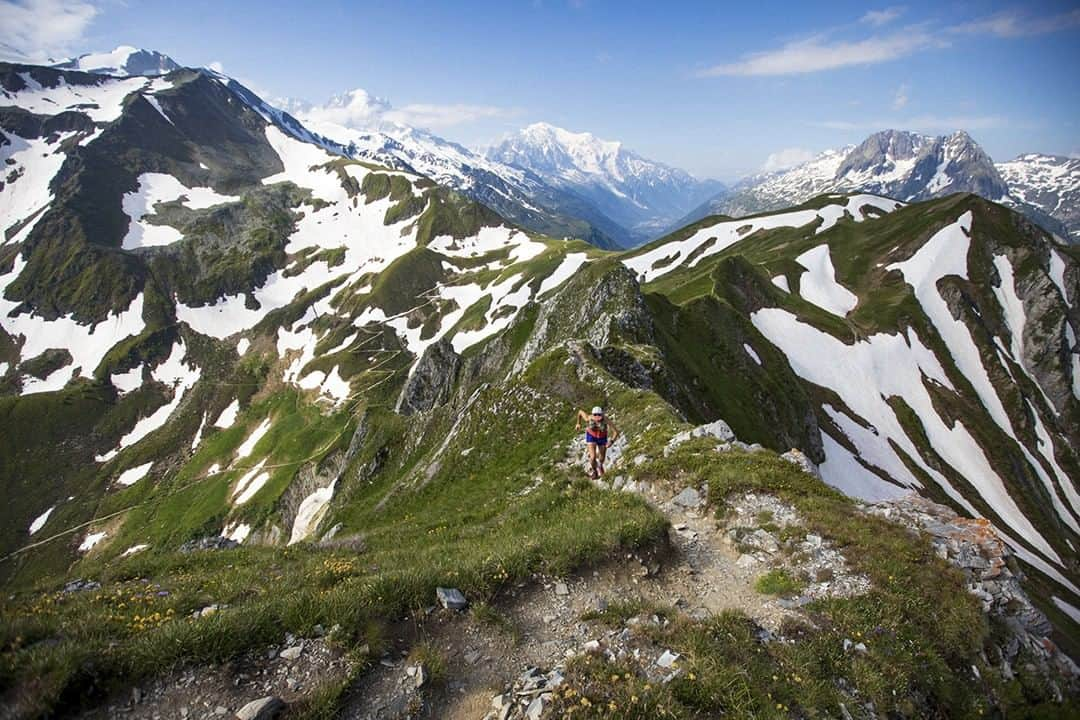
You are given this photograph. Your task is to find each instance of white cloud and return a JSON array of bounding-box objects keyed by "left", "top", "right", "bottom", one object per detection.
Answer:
[
  {"left": 813, "top": 115, "right": 1005, "bottom": 132},
  {"left": 762, "top": 147, "right": 815, "bottom": 172},
  {"left": 207, "top": 60, "right": 225, "bottom": 73},
  {"left": 861, "top": 6, "right": 905, "bottom": 27},
  {"left": 892, "top": 82, "right": 909, "bottom": 110},
  {"left": 302, "top": 88, "right": 392, "bottom": 128},
  {"left": 0, "top": 0, "right": 98, "bottom": 62},
  {"left": 698, "top": 29, "right": 938, "bottom": 77},
  {"left": 298, "top": 87, "right": 513, "bottom": 131},
  {"left": 951, "top": 9, "right": 1080, "bottom": 38}
]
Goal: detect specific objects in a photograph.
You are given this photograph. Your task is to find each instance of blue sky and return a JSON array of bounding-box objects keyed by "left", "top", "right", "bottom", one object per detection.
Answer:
[{"left": 2, "top": 0, "right": 1078, "bottom": 180}]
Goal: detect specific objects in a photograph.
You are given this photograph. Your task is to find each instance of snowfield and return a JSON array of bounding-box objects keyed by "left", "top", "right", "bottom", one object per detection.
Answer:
[
  {"left": 0, "top": 253, "right": 146, "bottom": 396},
  {"left": 794, "top": 245, "right": 858, "bottom": 316},
  {"left": 121, "top": 173, "right": 240, "bottom": 250},
  {"left": 623, "top": 194, "right": 900, "bottom": 283}
]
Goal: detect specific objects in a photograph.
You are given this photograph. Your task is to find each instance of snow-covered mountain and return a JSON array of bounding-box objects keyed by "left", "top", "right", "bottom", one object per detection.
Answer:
[
  {"left": 53, "top": 46, "right": 179, "bottom": 77},
  {"left": 998, "top": 154, "right": 1080, "bottom": 242},
  {"left": 289, "top": 114, "right": 627, "bottom": 249},
  {"left": 487, "top": 122, "right": 724, "bottom": 243},
  {"left": 684, "top": 130, "right": 1075, "bottom": 241}
]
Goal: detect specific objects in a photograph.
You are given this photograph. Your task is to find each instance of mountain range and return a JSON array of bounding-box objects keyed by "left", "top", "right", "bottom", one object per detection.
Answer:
[
  {"left": 0, "top": 47, "right": 1078, "bottom": 718},
  {"left": 686, "top": 129, "right": 1079, "bottom": 242}
]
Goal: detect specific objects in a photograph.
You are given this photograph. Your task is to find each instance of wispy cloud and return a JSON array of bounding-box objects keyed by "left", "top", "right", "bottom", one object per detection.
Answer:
[
  {"left": 386, "top": 103, "right": 511, "bottom": 129},
  {"left": 951, "top": 8, "right": 1080, "bottom": 38},
  {"left": 762, "top": 147, "right": 815, "bottom": 171},
  {"left": 813, "top": 115, "right": 1006, "bottom": 132},
  {"left": 892, "top": 82, "right": 910, "bottom": 110},
  {"left": 697, "top": 28, "right": 938, "bottom": 77},
  {"left": 297, "top": 88, "right": 516, "bottom": 132},
  {"left": 861, "top": 6, "right": 905, "bottom": 27},
  {"left": 0, "top": 0, "right": 98, "bottom": 62}
]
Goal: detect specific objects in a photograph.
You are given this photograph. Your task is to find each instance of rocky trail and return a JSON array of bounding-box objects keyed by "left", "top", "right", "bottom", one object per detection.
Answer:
[
  {"left": 337, "top": 433, "right": 832, "bottom": 720},
  {"left": 69, "top": 427, "right": 1077, "bottom": 720}
]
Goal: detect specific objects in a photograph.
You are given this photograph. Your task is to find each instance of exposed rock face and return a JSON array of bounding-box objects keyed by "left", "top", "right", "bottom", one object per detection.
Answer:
[
  {"left": 396, "top": 337, "right": 461, "bottom": 414},
  {"left": 868, "top": 495, "right": 1079, "bottom": 695},
  {"left": 513, "top": 263, "right": 653, "bottom": 374}
]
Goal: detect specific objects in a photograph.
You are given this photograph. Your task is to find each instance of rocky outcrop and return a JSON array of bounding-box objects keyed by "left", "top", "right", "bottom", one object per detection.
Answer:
[
  {"left": 512, "top": 262, "right": 653, "bottom": 374},
  {"left": 395, "top": 337, "right": 461, "bottom": 414},
  {"left": 868, "top": 495, "right": 1078, "bottom": 696}
]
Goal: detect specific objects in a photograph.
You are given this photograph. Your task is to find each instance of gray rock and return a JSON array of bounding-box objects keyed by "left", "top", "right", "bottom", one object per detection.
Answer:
[
  {"left": 672, "top": 487, "right": 702, "bottom": 508},
  {"left": 179, "top": 536, "right": 239, "bottom": 554},
  {"left": 279, "top": 645, "right": 302, "bottom": 661},
  {"left": 235, "top": 696, "right": 285, "bottom": 720},
  {"left": 665, "top": 419, "right": 735, "bottom": 455},
  {"left": 656, "top": 649, "right": 680, "bottom": 668},
  {"left": 396, "top": 337, "right": 461, "bottom": 414},
  {"left": 554, "top": 582, "right": 570, "bottom": 596},
  {"left": 525, "top": 694, "right": 547, "bottom": 720},
  {"left": 780, "top": 448, "right": 822, "bottom": 479},
  {"left": 436, "top": 587, "right": 468, "bottom": 610}
]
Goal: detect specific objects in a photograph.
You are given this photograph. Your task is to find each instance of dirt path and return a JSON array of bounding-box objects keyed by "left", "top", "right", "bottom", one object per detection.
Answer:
[{"left": 339, "top": 458, "right": 793, "bottom": 720}]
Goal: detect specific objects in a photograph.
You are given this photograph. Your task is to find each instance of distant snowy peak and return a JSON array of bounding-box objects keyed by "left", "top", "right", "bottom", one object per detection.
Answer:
[
  {"left": 493, "top": 122, "right": 636, "bottom": 186},
  {"left": 997, "top": 154, "right": 1080, "bottom": 241},
  {"left": 487, "top": 122, "right": 723, "bottom": 239},
  {"left": 685, "top": 129, "right": 1045, "bottom": 234},
  {"left": 718, "top": 146, "right": 854, "bottom": 217},
  {"left": 833, "top": 129, "right": 1008, "bottom": 202},
  {"left": 54, "top": 46, "right": 180, "bottom": 77}
]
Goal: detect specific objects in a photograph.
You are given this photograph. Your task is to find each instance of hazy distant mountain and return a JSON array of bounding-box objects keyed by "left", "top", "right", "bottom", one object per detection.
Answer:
[{"left": 487, "top": 122, "right": 724, "bottom": 243}]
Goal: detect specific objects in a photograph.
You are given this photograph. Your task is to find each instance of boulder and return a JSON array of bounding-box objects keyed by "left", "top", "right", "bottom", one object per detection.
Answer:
[
  {"left": 780, "top": 448, "right": 822, "bottom": 479},
  {"left": 235, "top": 696, "right": 285, "bottom": 720},
  {"left": 665, "top": 419, "right": 734, "bottom": 455},
  {"left": 672, "top": 487, "right": 703, "bottom": 508},
  {"left": 436, "top": 586, "right": 468, "bottom": 610}
]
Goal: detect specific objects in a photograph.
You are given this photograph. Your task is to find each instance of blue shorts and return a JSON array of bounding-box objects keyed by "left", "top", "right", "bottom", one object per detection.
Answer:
[{"left": 586, "top": 432, "right": 607, "bottom": 447}]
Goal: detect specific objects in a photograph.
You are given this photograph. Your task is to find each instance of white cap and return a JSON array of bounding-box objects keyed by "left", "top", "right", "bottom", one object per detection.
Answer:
[{"left": 591, "top": 406, "right": 604, "bottom": 415}]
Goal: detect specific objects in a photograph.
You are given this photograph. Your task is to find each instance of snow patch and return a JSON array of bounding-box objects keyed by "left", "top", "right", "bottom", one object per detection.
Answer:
[
  {"left": 116, "top": 461, "right": 153, "bottom": 486},
  {"left": 214, "top": 399, "right": 240, "bottom": 429},
  {"left": 743, "top": 343, "right": 762, "bottom": 365},
  {"left": 78, "top": 531, "right": 107, "bottom": 552},
  {"left": 121, "top": 173, "right": 239, "bottom": 249},
  {"left": 794, "top": 245, "right": 858, "bottom": 316},
  {"left": 624, "top": 195, "right": 900, "bottom": 284},
  {"left": 222, "top": 522, "right": 251, "bottom": 543},
  {"left": 1047, "top": 250, "right": 1071, "bottom": 308},
  {"left": 120, "top": 544, "right": 150, "bottom": 557},
  {"left": 537, "top": 252, "right": 589, "bottom": 296},
  {"left": 29, "top": 505, "right": 55, "bottom": 535},
  {"left": 0, "top": 254, "right": 146, "bottom": 395},
  {"left": 233, "top": 460, "right": 270, "bottom": 505},
  {"left": 236, "top": 418, "right": 272, "bottom": 459},
  {"left": 1053, "top": 596, "right": 1080, "bottom": 624},
  {"left": 289, "top": 481, "right": 337, "bottom": 545},
  {"left": 95, "top": 340, "right": 200, "bottom": 461},
  {"left": 751, "top": 304, "right": 1061, "bottom": 567}
]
